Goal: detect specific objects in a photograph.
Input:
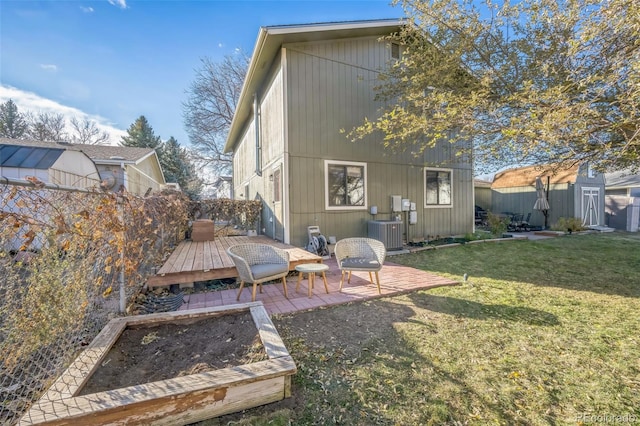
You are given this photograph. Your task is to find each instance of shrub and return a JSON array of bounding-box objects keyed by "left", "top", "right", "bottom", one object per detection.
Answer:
[
  {"left": 552, "top": 217, "right": 586, "bottom": 233},
  {"left": 486, "top": 212, "right": 509, "bottom": 236}
]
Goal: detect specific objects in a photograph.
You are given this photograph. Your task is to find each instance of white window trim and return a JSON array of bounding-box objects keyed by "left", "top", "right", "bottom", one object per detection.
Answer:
[
  {"left": 324, "top": 160, "right": 368, "bottom": 211},
  {"left": 424, "top": 167, "right": 453, "bottom": 209}
]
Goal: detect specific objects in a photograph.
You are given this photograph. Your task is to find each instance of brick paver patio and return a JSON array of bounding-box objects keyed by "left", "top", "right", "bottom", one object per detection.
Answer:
[{"left": 178, "top": 257, "right": 459, "bottom": 315}]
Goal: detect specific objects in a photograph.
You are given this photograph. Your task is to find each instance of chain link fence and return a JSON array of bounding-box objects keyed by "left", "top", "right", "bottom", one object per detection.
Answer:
[{"left": 0, "top": 177, "right": 189, "bottom": 425}]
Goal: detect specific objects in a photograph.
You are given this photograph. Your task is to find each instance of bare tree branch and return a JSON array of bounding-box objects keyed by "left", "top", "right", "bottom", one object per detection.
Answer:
[
  {"left": 69, "top": 117, "right": 111, "bottom": 145},
  {"left": 182, "top": 53, "right": 249, "bottom": 177}
]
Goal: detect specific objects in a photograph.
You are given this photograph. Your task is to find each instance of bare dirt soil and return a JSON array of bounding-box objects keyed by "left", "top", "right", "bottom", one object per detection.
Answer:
[{"left": 79, "top": 311, "right": 266, "bottom": 395}]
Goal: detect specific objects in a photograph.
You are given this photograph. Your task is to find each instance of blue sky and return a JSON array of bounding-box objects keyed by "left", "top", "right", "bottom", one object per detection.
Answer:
[{"left": 0, "top": 0, "right": 403, "bottom": 146}]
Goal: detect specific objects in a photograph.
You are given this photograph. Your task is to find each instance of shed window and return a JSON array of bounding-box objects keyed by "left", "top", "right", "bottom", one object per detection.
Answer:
[
  {"left": 424, "top": 168, "right": 452, "bottom": 207},
  {"left": 325, "top": 160, "right": 367, "bottom": 210},
  {"left": 391, "top": 42, "right": 400, "bottom": 59}
]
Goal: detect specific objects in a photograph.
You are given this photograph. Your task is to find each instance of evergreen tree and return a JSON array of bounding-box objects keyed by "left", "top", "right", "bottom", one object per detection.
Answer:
[
  {"left": 159, "top": 137, "right": 203, "bottom": 199},
  {"left": 120, "top": 115, "right": 161, "bottom": 148},
  {"left": 0, "top": 99, "right": 29, "bottom": 139},
  {"left": 160, "top": 136, "right": 186, "bottom": 184}
]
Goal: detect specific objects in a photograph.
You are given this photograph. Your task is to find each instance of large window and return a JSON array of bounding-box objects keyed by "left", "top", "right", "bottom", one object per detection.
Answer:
[
  {"left": 325, "top": 160, "right": 367, "bottom": 210},
  {"left": 424, "top": 168, "right": 452, "bottom": 207}
]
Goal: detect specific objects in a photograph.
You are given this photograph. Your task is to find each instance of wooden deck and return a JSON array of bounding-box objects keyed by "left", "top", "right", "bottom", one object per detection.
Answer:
[{"left": 146, "top": 236, "right": 321, "bottom": 288}]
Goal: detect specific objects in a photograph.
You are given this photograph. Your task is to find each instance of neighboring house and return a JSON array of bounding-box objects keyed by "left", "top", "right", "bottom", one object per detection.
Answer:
[
  {"left": 214, "top": 176, "right": 233, "bottom": 199},
  {"left": 474, "top": 179, "right": 492, "bottom": 212},
  {"left": 1, "top": 139, "right": 166, "bottom": 252},
  {"left": 224, "top": 19, "right": 475, "bottom": 248},
  {"left": 605, "top": 170, "right": 640, "bottom": 197},
  {"left": 603, "top": 170, "right": 640, "bottom": 231},
  {"left": 0, "top": 138, "right": 101, "bottom": 188},
  {"left": 1, "top": 138, "right": 103, "bottom": 252},
  {"left": 490, "top": 163, "right": 606, "bottom": 228},
  {"left": 0, "top": 139, "right": 166, "bottom": 196},
  {"left": 77, "top": 144, "right": 166, "bottom": 196}
]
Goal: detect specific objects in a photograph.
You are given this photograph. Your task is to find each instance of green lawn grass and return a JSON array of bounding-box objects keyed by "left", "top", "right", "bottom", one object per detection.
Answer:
[{"left": 205, "top": 232, "right": 640, "bottom": 425}]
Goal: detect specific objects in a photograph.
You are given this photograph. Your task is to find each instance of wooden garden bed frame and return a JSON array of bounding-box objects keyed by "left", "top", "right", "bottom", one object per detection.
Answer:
[{"left": 19, "top": 302, "right": 296, "bottom": 425}]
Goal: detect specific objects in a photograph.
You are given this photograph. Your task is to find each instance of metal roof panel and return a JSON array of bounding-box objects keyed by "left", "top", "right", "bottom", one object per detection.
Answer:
[{"left": 0, "top": 144, "right": 64, "bottom": 169}]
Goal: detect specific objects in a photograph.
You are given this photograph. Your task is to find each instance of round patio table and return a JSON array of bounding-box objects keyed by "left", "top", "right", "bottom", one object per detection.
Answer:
[{"left": 295, "top": 263, "right": 330, "bottom": 298}]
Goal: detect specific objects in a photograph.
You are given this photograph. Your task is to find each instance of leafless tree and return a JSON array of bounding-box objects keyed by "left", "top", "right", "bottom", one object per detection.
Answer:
[
  {"left": 25, "top": 112, "right": 67, "bottom": 142},
  {"left": 182, "top": 53, "right": 249, "bottom": 176},
  {"left": 69, "top": 117, "right": 111, "bottom": 145}
]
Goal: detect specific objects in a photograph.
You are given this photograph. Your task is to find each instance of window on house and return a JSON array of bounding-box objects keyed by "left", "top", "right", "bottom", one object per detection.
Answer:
[
  {"left": 391, "top": 42, "right": 400, "bottom": 59},
  {"left": 325, "top": 160, "right": 367, "bottom": 209},
  {"left": 244, "top": 184, "right": 250, "bottom": 200},
  {"left": 273, "top": 168, "right": 281, "bottom": 202},
  {"left": 424, "top": 168, "right": 452, "bottom": 207}
]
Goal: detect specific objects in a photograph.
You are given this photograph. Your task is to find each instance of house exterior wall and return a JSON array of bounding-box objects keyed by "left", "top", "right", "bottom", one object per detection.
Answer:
[
  {"left": 123, "top": 157, "right": 164, "bottom": 196},
  {"left": 0, "top": 167, "right": 49, "bottom": 182},
  {"left": 50, "top": 151, "right": 101, "bottom": 188},
  {"left": 0, "top": 150, "right": 99, "bottom": 189},
  {"left": 605, "top": 195, "right": 640, "bottom": 231},
  {"left": 474, "top": 184, "right": 492, "bottom": 211},
  {"left": 232, "top": 60, "right": 286, "bottom": 238},
  {"left": 283, "top": 37, "right": 473, "bottom": 247},
  {"left": 606, "top": 185, "right": 640, "bottom": 197},
  {"left": 231, "top": 28, "right": 474, "bottom": 248}
]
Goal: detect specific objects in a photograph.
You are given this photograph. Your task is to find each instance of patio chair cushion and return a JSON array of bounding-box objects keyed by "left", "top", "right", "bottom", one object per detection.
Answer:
[
  {"left": 340, "top": 257, "right": 381, "bottom": 271},
  {"left": 250, "top": 263, "right": 289, "bottom": 280}
]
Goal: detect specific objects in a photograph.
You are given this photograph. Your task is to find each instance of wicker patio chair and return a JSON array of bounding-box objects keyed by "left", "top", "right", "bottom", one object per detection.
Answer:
[
  {"left": 227, "top": 244, "right": 290, "bottom": 302},
  {"left": 334, "top": 237, "right": 386, "bottom": 294}
]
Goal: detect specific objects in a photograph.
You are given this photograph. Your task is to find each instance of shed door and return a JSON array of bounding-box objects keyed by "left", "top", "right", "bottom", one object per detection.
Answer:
[{"left": 582, "top": 187, "right": 600, "bottom": 226}]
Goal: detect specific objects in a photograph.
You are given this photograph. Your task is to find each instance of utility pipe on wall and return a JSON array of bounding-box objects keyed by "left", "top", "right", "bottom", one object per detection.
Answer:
[{"left": 254, "top": 93, "right": 262, "bottom": 177}]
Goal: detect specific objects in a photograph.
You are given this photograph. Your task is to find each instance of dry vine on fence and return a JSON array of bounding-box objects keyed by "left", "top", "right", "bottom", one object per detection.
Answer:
[{"left": 0, "top": 182, "right": 189, "bottom": 425}]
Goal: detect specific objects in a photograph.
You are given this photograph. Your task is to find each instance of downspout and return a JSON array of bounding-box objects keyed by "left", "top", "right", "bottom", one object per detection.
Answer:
[
  {"left": 120, "top": 161, "right": 127, "bottom": 192},
  {"left": 254, "top": 93, "right": 262, "bottom": 177}
]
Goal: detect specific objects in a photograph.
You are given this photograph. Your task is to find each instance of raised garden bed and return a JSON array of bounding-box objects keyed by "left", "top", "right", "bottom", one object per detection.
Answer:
[{"left": 19, "top": 302, "right": 296, "bottom": 425}]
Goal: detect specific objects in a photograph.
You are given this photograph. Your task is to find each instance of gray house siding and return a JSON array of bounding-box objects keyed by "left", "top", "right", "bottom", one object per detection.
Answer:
[
  {"left": 474, "top": 182, "right": 492, "bottom": 212},
  {"left": 232, "top": 58, "right": 286, "bottom": 239},
  {"left": 604, "top": 170, "right": 640, "bottom": 230},
  {"left": 228, "top": 21, "right": 474, "bottom": 249},
  {"left": 284, "top": 37, "right": 472, "bottom": 247}
]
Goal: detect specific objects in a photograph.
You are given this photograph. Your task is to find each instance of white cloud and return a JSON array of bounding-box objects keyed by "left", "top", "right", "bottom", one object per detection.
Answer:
[
  {"left": 80, "top": 6, "right": 94, "bottom": 13},
  {"left": 218, "top": 43, "right": 223, "bottom": 48},
  {"left": 0, "top": 84, "right": 126, "bottom": 145},
  {"left": 39, "top": 64, "right": 58, "bottom": 72},
  {"left": 107, "top": 0, "right": 127, "bottom": 9}
]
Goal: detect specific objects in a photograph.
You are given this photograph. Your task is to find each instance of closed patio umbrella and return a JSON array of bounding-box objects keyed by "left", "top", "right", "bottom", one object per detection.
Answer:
[{"left": 533, "top": 176, "right": 550, "bottom": 228}]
